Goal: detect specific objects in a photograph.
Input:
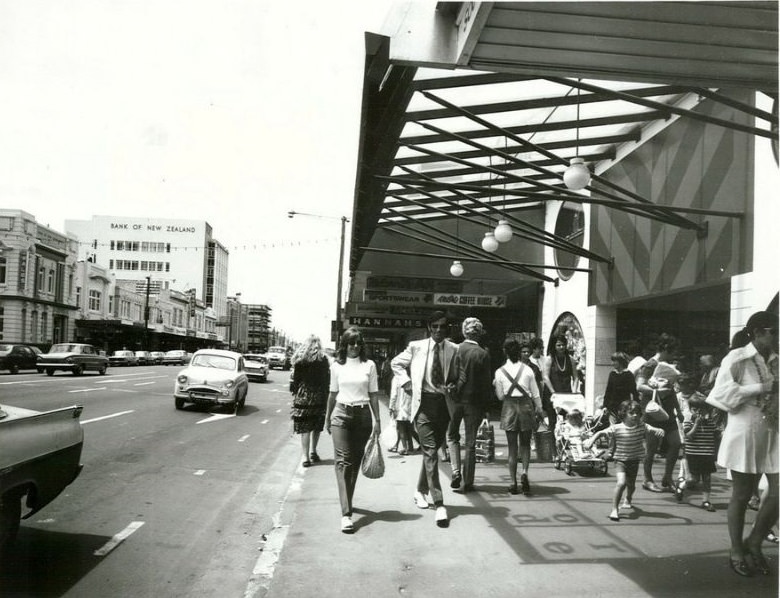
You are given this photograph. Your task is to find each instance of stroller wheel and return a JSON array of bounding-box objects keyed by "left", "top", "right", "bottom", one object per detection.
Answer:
[
  {"left": 565, "top": 460, "right": 573, "bottom": 475},
  {"left": 599, "top": 461, "right": 608, "bottom": 475}
]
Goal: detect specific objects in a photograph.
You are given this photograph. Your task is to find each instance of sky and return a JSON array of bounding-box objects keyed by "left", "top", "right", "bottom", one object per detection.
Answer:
[{"left": 0, "top": 0, "right": 398, "bottom": 347}]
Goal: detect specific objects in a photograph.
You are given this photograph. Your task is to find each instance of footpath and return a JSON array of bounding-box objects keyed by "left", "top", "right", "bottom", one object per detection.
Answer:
[{"left": 258, "top": 395, "right": 777, "bottom": 598}]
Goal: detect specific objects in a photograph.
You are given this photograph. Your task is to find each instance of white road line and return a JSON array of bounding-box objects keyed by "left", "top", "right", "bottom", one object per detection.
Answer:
[
  {"left": 81, "top": 410, "right": 135, "bottom": 424},
  {"left": 261, "top": 419, "right": 269, "bottom": 424},
  {"left": 102, "top": 379, "right": 129, "bottom": 383},
  {"left": 133, "top": 382, "right": 156, "bottom": 386},
  {"left": 93, "top": 521, "right": 145, "bottom": 557},
  {"left": 69, "top": 387, "right": 107, "bottom": 393},
  {"left": 238, "top": 435, "right": 250, "bottom": 442},
  {"left": 194, "top": 470, "right": 206, "bottom": 476},
  {"left": 196, "top": 413, "right": 236, "bottom": 424}
]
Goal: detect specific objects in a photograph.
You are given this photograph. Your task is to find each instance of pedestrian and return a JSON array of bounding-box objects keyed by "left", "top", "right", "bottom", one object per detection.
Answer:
[
  {"left": 546, "top": 333, "right": 578, "bottom": 395},
  {"left": 602, "top": 351, "right": 639, "bottom": 424},
  {"left": 325, "top": 327, "right": 381, "bottom": 534},
  {"left": 705, "top": 310, "right": 777, "bottom": 577},
  {"left": 529, "top": 337, "right": 556, "bottom": 430},
  {"left": 389, "top": 372, "right": 416, "bottom": 455},
  {"left": 585, "top": 400, "right": 665, "bottom": 521},
  {"left": 698, "top": 354, "right": 720, "bottom": 396},
  {"left": 674, "top": 372, "right": 706, "bottom": 496},
  {"left": 635, "top": 333, "right": 680, "bottom": 493},
  {"left": 391, "top": 311, "right": 458, "bottom": 527},
  {"left": 289, "top": 335, "right": 331, "bottom": 468},
  {"left": 493, "top": 339, "right": 542, "bottom": 495},
  {"left": 680, "top": 399, "right": 719, "bottom": 511},
  {"left": 447, "top": 317, "right": 492, "bottom": 493}
]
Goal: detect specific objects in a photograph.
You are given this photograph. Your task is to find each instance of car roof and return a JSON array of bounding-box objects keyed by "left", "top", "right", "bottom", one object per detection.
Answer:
[{"left": 193, "top": 349, "right": 242, "bottom": 358}]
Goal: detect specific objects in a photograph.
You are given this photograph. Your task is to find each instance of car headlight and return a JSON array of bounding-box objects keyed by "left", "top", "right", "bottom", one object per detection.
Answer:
[
  {"left": 177, "top": 375, "right": 188, "bottom": 384},
  {"left": 224, "top": 380, "right": 235, "bottom": 389}
]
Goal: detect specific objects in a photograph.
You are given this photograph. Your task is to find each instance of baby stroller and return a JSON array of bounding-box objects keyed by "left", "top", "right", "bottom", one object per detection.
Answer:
[{"left": 551, "top": 393, "right": 609, "bottom": 476}]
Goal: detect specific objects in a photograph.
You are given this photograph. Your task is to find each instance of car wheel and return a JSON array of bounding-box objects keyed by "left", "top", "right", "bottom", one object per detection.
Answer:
[
  {"left": 46, "top": 368, "right": 54, "bottom": 376},
  {"left": 175, "top": 396, "right": 185, "bottom": 410},
  {"left": 237, "top": 388, "right": 247, "bottom": 411},
  {"left": 0, "top": 488, "right": 24, "bottom": 554},
  {"left": 98, "top": 365, "right": 107, "bottom": 375},
  {"left": 72, "top": 364, "right": 83, "bottom": 376},
  {"left": 9, "top": 365, "right": 19, "bottom": 375}
]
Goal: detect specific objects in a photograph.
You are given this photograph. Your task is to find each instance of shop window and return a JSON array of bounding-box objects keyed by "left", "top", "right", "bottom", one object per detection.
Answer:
[
  {"left": 554, "top": 202, "right": 585, "bottom": 281},
  {"left": 0, "top": 256, "right": 6, "bottom": 284}
]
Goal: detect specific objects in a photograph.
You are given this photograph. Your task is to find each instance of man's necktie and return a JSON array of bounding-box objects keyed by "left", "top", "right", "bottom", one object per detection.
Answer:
[{"left": 431, "top": 342, "right": 444, "bottom": 387}]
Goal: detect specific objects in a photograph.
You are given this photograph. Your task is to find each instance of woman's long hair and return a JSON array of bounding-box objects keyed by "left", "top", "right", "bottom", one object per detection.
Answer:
[
  {"left": 291, "top": 335, "right": 324, "bottom": 366},
  {"left": 335, "top": 327, "right": 366, "bottom": 364}
]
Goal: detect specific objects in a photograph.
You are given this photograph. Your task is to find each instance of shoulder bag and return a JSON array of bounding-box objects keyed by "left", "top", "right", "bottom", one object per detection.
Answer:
[{"left": 644, "top": 389, "right": 669, "bottom": 423}]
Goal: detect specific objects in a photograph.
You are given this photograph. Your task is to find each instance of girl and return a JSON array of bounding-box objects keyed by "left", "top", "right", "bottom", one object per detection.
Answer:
[
  {"left": 289, "top": 335, "right": 330, "bottom": 468},
  {"left": 602, "top": 351, "right": 639, "bottom": 424},
  {"left": 585, "top": 400, "right": 664, "bottom": 521},
  {"left": 682, "top": 401, "right": 719, "bottom": 511}
]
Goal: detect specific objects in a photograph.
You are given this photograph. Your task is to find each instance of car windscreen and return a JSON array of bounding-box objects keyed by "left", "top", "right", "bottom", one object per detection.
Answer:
[
  {"left": 191, "top": 354, "right": 236, "bottom": 370},
  {"left": 50, "top": 344, "right": 78, "bottom": 353}
]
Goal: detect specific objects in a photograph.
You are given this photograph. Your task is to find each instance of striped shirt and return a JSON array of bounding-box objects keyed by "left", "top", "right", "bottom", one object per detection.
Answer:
[
  {"left": 607, "top": 422, "right": 651, "bottom": 461},
  {"left": 683, "top": 417, "right": 718, "bottom": 457}
]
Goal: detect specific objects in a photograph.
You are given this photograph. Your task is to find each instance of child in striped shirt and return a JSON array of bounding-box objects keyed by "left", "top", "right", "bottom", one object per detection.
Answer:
[
  {"left": 585, "top": 400, "right": 665, "bottom": 521},
  {"left": 682, "top": 402, "right": 719, "bottom": 511}
]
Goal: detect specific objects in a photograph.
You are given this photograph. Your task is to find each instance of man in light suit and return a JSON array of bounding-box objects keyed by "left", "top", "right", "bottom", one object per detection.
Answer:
[
  {"left": 391, "top": 311, "right": 458, "bottom": 527},
  {"left": 448, "top": 317, "right": 491, "bottom": 493}
]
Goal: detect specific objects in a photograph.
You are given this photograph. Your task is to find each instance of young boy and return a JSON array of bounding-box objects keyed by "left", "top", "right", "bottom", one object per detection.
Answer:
[
  {"left": 674, "top": 373, "right": 706, "bottom": 497},
  {"left": 681, "top": 401, "right": 719, "bottom": 511},
  {"left": 585, "top": 400, "right": 664, "bottom": 521}
]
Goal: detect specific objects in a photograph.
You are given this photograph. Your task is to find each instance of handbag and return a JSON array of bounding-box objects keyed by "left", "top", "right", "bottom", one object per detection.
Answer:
[
  {"left": 361, "top": 432, "right": 385, "bottom": 479},
  {"left": 644, "top": 389, "right": 669, "bottom": 422}
]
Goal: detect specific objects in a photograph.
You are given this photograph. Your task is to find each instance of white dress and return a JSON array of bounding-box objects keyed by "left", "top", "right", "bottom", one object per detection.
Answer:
[{"left": 709, "top": 344, "right": 778, "bottom": 474}]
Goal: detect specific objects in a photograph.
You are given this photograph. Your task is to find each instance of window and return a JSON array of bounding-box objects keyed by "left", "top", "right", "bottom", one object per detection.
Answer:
[
  {"left": 41, "top": 312, "right": 47, "bottom": 340},
  {"left": 47, "top": 269, "right": 54, "bottom": 293},
  {"left": 110, "top": 240, "right": 115, "bottom": 250},
  {"left": 554, "top": 202, "right": 585, "bottom": 281},
  {"left": 89, "top": 289, "right": 101, "bottom": 311},
  {"left": 109, "top": 295, "right": 114, "bottom": 315},
  {"left": 0, "top": 256, "right": 6, "bottom": 284},
  {"left": 76, "top": 286, "right": 81, "bottom": 305},
  {"left": 38, "top": 265, "right": 45, "bottom": 289},
  {"left": 0, "top": 306, "right": 3, "bottom": 340},
  {"left": 18, "top": 252, "right": 27, "bottom": 289}
]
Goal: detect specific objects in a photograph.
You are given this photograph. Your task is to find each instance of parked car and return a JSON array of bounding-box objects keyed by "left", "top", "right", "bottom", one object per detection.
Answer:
[
  {"left": 37, "top": 343, "right": 109, "bottom": 376},
  {"left": 266, "top": 346, "right": 291, "bottom": 370},
  {"left": 173, "top": 349, "right": 249, "bottom": 411},
  {"left": 0, "top": 344, "right": 42, "bottom": 374},
  {"left": 243, "top": 354, "right": 269, "bottom": 382},
  {"left": 162, "top": 350, "right": 190, "bottom": 366},
  {"left": 0, "top": 402, "right": 84, "bottom": 552},
  {"left": 109, "top": 350, "right": 139, "bottom": 367},
  {"left": 148, "top": 351, "right": 165, "bottom": 365},
  {"left": 134, "top": 351, "right": 150, "bottom": 365}
]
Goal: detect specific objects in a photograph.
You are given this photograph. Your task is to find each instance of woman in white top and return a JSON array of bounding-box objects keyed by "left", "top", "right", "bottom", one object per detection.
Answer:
[
  {"left": 494, "top": 339, "right": 542, "bottom": 496},
  {"left": 707, "top": 311, "right": 777, "bottom": 576},
  {"left": 326, "top": 327, "right": 381, "bottom": 533}
]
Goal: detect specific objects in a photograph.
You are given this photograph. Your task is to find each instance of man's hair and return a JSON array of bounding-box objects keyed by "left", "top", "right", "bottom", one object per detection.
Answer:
[{"left": 427, "top": 311, "right": 448, "bottom": 325}]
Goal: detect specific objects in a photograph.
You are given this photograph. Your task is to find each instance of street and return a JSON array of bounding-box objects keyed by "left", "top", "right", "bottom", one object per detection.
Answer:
[{"left": 0, "top": 366, "right": 298, "bottom": 597}]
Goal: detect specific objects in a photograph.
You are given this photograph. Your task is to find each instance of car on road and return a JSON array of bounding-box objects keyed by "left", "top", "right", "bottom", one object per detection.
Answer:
[
  {"left": 162, "top": 350, "right": 190, "bottom": 366},
  {"left": 243, "top": 354, "right": 269, "bottom": 382},
  {"left": 149, "top": 351, "right": 165, "bottom": 365},
  {"left": 134, "top": 351, "right": 151, "bottom": 365},
  {"left": 266, "top": 346, "right": 291, "bottom": 370},
  {"left": 173, "top": 349, "right": 249, "bottom": 411},
  {"left": 0, "top": 402, "right": 84, "bottom": 552},
  {"left": 37, "top": 343, "right": 109, "bottom": 376},
  {"left": 109, "top": 350, "right": 139, "bottom": 367},
  {"left": 0, "top": 344, "right": 42, "bottom": 374}
]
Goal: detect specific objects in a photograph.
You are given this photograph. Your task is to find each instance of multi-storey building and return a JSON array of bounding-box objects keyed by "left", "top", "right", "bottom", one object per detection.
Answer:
[
  {"left": 0, "top": 209, "right": 79, "bottom": 346},
  {"left": 65, "top": 216, "right": 230, "bottom": 318},
  {"left": 245, "top": 303, "right": 272, "bottom": 353}
]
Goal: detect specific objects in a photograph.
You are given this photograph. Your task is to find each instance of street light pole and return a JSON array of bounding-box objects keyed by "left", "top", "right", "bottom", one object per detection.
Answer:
[{"left": 288, "top": 210, "right": 349, "bottom": 341}]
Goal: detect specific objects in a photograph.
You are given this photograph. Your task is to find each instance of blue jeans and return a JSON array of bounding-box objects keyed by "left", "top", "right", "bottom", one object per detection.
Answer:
[
  {"left": 330, "top": 402, "right": 373, "bottom": 516},
  {"left": 415, "top": 393, "right": 450, "bottom": 505}
]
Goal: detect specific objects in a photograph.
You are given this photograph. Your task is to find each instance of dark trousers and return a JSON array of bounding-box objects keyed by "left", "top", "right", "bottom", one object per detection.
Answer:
[
  {"left": 446, "top": 402, "right": 482, "bottom": 487},
  {"left": 415, "top": 393, "right": 450, "bottom": 505},
  {"left": 330, "top": 403, "right": 372, "bottom": 516}
]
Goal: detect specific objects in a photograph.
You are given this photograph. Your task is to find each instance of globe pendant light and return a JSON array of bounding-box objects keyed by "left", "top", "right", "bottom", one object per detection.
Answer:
[
  {"left": 494, "top": 219, "right": 513, "bottom": 243},
  {"left": 481, "top": 231, "right": 499, "bottom": 252},
  {"left": 450, "top": 260, "right": 464, "bottom": 277},
  {"left": 563, "top": 157, "right": 591, "bottom": 190}
]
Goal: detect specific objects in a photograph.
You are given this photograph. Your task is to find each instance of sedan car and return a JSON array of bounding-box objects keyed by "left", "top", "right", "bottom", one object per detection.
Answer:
[
  {"left": 109, "top": 350, "right": 139, "bottom": 367},
  {"left": 0, "top": 344, "right": 42, "bottom": 374},
  {"left": 134, "top": 351, "right": 150, "bottom": 365},
  {"left": 173, "top": 349, "right": 249, "bottom": 411},
  {"left": 162, "top": 350, "right": 190, "bottom": 366},
  {"left": 148, "top": 351, "right": 165, "bottom": 365},
  {"left": 243, "top": 354, "right": 269, "bottom": 382},
  {"left": 37, "top": 343, "right": 108, "bottom": 376}
]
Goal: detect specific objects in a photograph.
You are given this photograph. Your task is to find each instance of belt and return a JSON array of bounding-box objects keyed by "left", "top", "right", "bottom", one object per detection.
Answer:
[
  {"left": 338, "top": 402, "right": 370, "bottom": 409},
  {"left": 421, "top": 391, "right": 445, "bottom": 399}
]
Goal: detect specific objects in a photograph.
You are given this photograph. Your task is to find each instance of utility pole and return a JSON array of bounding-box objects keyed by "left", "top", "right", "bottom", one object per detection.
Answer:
[{"left": 144, "top": 275, "right": 151, "bottom": 349}]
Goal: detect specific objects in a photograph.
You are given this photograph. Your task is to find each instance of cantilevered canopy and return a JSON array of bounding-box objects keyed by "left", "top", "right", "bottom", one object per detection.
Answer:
[{"left": 351, "top": 2, "right": 778, "bottom": 280}]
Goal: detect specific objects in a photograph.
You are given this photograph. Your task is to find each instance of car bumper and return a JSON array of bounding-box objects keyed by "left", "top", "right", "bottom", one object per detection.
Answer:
[
  {"left": 174, "top": 388, "right": 238, "bottom": 405},
  {"left": 246, "top": 371, "right": 267, "bottom": 380},
  {"left": 37, "top": 362, "right": 77, "bottom": 370}
]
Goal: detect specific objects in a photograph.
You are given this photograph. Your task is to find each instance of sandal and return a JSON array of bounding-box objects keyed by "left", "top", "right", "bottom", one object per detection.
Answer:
[
  {"left": 729, "top": 552, "right": 754, "bottom": 577},
  {"left": 700, "top": 501, "right": 716, "bottom": 512},
  {"left": 309, "top": 452, "right": 321, "bottom": 463},
  {"left": 302, "top": 460, "right": 311, "bottom": 468},
  {"left": 388, "top": 446, "right": 398, "bottom": 453},
  {"left": 508, "top": 483, "right": 519, "bottom": 495},
  {"left": 745, "top": 547, "right": 771, "bottom": 576}
]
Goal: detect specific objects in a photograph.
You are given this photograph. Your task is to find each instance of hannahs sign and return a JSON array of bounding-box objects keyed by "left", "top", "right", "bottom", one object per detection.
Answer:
[{"left": 349, "top": 316, "right": 425, "bottom": 329}]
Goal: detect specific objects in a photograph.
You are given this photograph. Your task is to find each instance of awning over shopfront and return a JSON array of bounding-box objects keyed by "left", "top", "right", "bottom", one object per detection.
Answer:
[{"left": 351, "top": 2, "right": 778, "bottom": 282}]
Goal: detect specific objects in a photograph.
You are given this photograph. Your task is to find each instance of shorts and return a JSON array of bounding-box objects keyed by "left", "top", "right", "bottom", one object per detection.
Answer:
[
  {"left": 614, "top": 459, "right": 640, "bottom": 478},
  {"left": 686, "top": 454, "right": 717, "bottom": 476}
]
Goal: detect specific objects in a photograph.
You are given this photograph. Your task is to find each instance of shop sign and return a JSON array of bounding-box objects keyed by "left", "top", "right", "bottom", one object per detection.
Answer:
[
  {"left": 433, "top": 293, "right": 506, "bottom": 308},
  {"left": 349, "top": 316, "right": 425, "bottom": 329},
  {"left": 363, "top": 289, "right": 433, "bottom": 305}
]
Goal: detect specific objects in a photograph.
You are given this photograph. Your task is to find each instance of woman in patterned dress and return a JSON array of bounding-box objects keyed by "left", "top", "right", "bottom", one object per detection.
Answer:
[{"left": 290, "top": 335, "right": 331, "bottom": 467}]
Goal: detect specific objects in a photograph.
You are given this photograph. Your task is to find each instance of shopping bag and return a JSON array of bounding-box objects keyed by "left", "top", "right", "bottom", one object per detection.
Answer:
[
  {"left": 475, "top": 418, "right": 495, "bottom": 463},
  {"left": 361, "top": 432, "right": 385, "bottom": 479},
  {"left": 644, "top": 390, "right": 669, "bottom": 423}
]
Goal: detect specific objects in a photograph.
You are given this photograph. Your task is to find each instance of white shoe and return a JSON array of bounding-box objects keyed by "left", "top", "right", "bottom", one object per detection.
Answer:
[
  {"left": 413, "top": 491, "right": 431, "bottom": 509},
  {"left": 341, "top": 516, "right": 355, "bottom": 534},
  {"left": 435, "top": 506, "right": 449, "bottom": 527},
  {"left": 619, "top": 501, "right": 634, "bottom": 510}
]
